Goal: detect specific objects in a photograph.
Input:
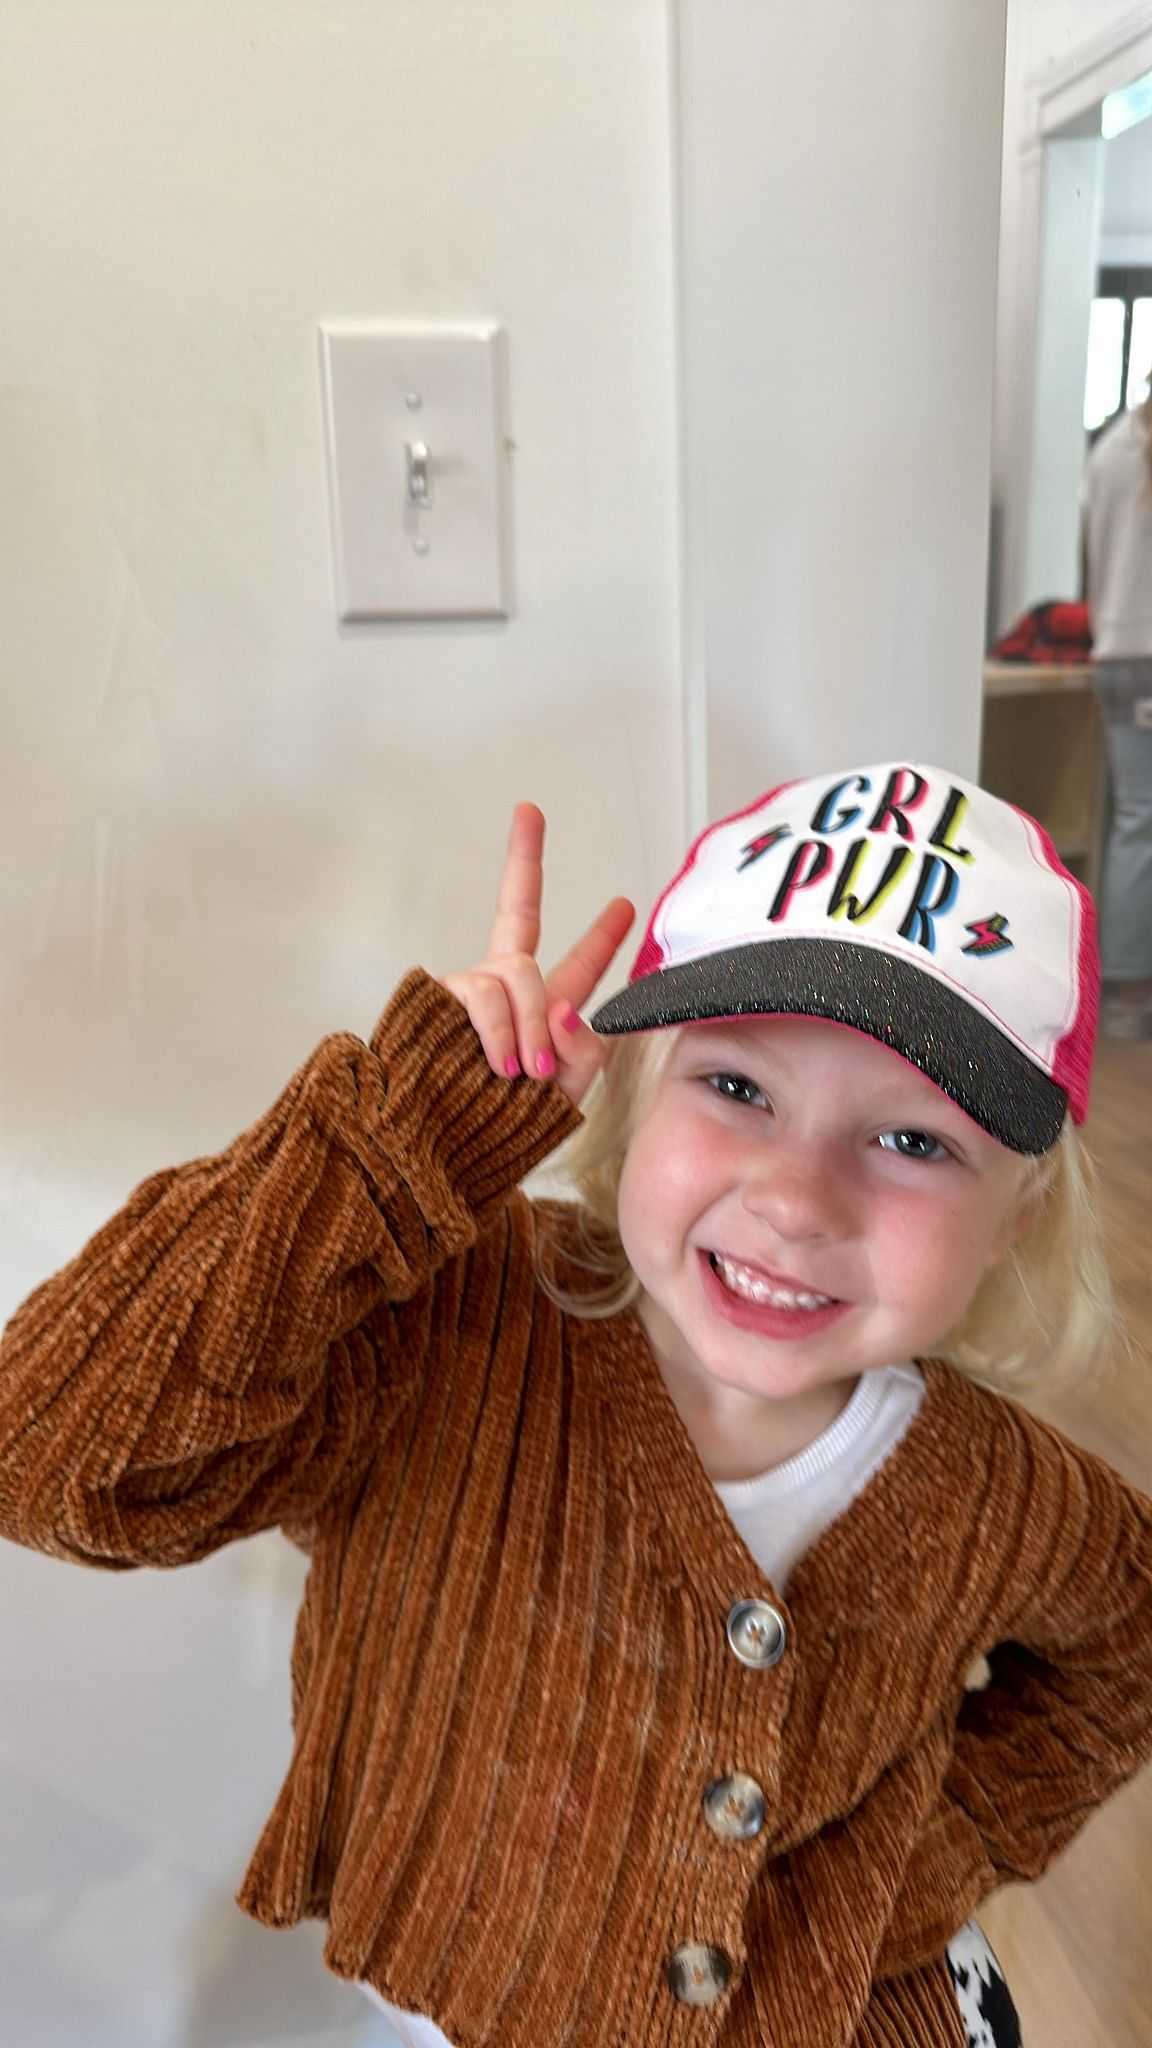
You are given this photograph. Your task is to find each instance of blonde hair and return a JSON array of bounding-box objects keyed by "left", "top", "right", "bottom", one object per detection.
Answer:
[{"left": 536, "top": 1029, "right": 1115, "bottom": 1397}]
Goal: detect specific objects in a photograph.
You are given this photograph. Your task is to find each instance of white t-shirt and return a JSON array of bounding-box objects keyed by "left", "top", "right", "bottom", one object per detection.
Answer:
[
  {"left": 1081, "top": 405, "right": 1152, "bottom": 660},
  {"left": 357, "top": 1363, "right": 926, "bottom": 2045},
  {"left": 713, "top": 1361, "right": 924, "bottom": 1588}
]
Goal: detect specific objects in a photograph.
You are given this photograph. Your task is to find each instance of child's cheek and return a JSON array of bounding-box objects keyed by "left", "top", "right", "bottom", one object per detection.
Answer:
[
  {"left": 621, "top": 1101, "right": 733, "bottom": 1269},
  {"left": 878, "top": 1194, "right": 988, "bottom": 1326}
]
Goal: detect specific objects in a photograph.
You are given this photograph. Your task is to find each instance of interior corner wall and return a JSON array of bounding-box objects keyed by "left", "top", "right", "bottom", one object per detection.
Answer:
[{"left": 675, "top": 0, "right": 1009, "bottom": 820}]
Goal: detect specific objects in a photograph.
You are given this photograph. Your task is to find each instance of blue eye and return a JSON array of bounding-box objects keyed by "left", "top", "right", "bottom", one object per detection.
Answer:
[
  {"left": 706, "top": 1072, "right": 769, "bottom": 1109},
  {"left": 877, "top": 1129, "right": 949, "bottom": 1162}
]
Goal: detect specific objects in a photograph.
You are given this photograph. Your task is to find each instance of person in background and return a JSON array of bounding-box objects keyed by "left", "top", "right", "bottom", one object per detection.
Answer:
[{"left": 1081, "top": 384, "right": 1152, "bottom": 1038}]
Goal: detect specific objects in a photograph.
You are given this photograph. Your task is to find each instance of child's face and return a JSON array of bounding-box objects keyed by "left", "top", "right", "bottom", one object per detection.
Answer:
[{"left": 615, "top": 1013, "right": 1033, "bottom": 1407}]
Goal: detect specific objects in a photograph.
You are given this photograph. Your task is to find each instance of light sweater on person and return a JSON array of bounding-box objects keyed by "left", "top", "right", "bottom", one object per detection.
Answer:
[
  {"left": 1081, "top": 403, "right": 1152, "bottom": 658},
  {"left": 2, "top": 970, "right": 1152, "bottom": 2048}
]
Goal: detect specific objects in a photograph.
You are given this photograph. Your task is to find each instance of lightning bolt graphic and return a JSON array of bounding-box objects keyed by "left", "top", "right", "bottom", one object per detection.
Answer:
[
  {"left": 737, "top": 824, "right": 793, "bottom": 870},
  {"left": 962, "top": 914, "right": 1013, "bottom": 956}
]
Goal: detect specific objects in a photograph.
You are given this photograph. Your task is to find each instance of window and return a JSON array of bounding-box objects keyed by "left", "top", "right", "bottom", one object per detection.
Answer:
[
  {"left": 1086, "top": 268, "right": 1152, "bottom": 435},
  {"left": 1101, "top": 69, "right": 1152, "bottom": 141},
  {"left": 1085, "top": 299, "right": 1125, "bottom": 430}
]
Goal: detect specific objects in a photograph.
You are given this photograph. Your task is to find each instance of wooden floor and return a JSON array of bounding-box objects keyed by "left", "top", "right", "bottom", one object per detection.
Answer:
[{"left": 980, "top": 1035, "right": 1152, "bottom": 2047}]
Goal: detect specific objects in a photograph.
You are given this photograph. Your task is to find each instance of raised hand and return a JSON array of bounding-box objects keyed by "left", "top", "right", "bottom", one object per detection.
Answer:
[{"left": 440, "top": 803, "right": 635, "bottom": 1108}]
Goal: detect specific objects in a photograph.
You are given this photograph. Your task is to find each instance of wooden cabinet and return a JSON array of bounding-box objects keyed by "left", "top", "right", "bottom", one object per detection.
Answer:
[{"left": 980, "top": 663, "right": 1104, "bottom": 895}]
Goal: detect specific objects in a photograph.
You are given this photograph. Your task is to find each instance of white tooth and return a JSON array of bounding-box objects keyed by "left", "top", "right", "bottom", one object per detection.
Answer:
[{"left": 715, "top": 1256, "right": 831, "bottom": 1310}]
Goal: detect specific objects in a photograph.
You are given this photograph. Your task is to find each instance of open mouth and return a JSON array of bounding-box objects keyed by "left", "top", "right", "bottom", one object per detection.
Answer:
[{"left": 707, "top": 1251, "right": 841, "bottom": 1312}]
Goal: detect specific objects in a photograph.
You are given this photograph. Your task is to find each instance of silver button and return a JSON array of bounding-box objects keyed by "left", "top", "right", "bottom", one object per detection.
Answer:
[
  {"left": 666, "top": 1941, "right": 732, "bottom": 2007},
  {"left": 702, "top": 1772, "right": 767, "bottom": 1841},
  {"left": 726, "top": 1598, "right": 787, "bottom": 1668}
]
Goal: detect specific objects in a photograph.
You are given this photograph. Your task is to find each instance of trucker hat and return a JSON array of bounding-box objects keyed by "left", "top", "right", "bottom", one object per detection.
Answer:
[{"left": 590, "top": 762, "right": 1098, "bottom": 1154}]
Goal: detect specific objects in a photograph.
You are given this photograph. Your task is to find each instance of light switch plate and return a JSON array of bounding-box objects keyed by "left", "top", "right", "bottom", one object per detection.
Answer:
[{"left": 318, "top": 322, "right": 510, "bottom": 620}]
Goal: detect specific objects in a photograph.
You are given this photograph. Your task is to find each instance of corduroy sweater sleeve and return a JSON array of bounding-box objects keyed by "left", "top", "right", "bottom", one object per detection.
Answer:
[
  {"left": 879, "top": 1404, "right": 1152, "bottom": 1975},
  {"left": 0, "top": 970, "right": 580, "bottom": 1571},
  {"left": 942, "top": 1431, "right": 1152, "bottom": 1883}
]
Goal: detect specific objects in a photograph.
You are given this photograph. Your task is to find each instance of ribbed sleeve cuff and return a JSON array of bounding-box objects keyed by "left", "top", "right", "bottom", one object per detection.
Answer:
[{"left": 368, "top": 968, "right": 584, "bottom": 1217}]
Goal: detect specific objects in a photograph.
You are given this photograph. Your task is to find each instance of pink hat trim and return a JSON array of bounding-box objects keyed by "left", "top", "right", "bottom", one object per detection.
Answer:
[
  {"left": 629, "top": 781, "right": 797, "bottom": 982},
  {"left": 1007, "top": 802, "right": 1098, "bottom": 1124}
]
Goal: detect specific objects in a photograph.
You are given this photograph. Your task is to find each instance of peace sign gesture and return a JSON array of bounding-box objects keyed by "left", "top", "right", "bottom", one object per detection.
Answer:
[{"left": 440, "top": 804, "right": 636, "bottom": 1108}]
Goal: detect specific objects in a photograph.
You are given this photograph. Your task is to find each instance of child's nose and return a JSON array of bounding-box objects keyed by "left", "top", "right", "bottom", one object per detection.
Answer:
[{"left": 740, "top": 1145, "right": 855, "bottom": 1245}]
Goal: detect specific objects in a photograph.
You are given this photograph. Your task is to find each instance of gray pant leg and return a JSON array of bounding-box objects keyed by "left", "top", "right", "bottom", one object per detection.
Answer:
[{"left": 1096, "top": 659, "right": 1152, "bottom": 980}]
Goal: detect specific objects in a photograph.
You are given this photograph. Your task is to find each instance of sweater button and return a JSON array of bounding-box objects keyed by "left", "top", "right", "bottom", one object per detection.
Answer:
[
  {"left": 666, "top": 1941, "right": 732, "bottom": 2006},
  {"left": 726, "top": 1598, "right": 787, "bottom": 1668},
  {"left": 702, "top": 1772, "right": 767, "bottom": 1840}
]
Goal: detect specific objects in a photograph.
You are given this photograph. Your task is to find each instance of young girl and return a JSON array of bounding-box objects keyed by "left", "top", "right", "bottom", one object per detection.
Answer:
[{"left": 2, "top": 759, "right": 1150, "bottom": 2048}]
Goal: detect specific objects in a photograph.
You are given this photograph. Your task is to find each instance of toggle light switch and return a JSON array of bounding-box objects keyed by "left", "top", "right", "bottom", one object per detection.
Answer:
[{"left": 318, "top": 323, "right": 510, "bottom": 620}]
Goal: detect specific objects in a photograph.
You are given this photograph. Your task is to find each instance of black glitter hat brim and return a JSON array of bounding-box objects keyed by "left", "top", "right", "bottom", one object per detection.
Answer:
[{"left": 590, "top": 936, "right": 1067, "bottom": 1155}]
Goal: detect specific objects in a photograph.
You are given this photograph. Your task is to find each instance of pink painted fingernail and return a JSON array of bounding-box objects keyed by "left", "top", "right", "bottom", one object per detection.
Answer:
[
  {"left": 536, "top": 1048, "right": 557, "bottom": 1078},
  {"left": 560, "top": 1005, "right": 581, "bottom": 1033},
  {"left": 505, "top": 1054, "right": 521, "bottom": 1078}
]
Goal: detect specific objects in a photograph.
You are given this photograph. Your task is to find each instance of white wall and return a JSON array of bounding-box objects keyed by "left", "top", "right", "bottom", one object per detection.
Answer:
[
  {"left": 0, "top": 7, "right": 680, "bottom": 2044},
  {"left": 1026, "top": 0, "right": 1149, "bottom": 63},
  {"left": 675, "top": 0, "right": 1008, "bottom": 816}
]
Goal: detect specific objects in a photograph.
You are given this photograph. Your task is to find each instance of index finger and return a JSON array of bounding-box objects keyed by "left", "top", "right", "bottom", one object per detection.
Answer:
[{"left": 487, "top": 802, "right": 546, "bottom": 960}]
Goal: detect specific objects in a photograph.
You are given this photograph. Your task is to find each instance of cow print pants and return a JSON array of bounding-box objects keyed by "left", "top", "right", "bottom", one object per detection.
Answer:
[{"left": 945, "top": 1922, "right": 1022, "bottom": 2046}]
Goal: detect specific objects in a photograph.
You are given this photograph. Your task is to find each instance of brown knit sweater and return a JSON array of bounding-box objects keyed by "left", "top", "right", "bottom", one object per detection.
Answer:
[{"left": 2, "top": 970, "right": 1151, "bottom": 2047}]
